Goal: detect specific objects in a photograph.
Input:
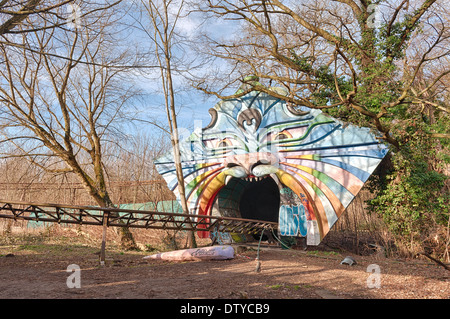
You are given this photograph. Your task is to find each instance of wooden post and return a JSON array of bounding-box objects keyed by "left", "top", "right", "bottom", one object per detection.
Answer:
[{"left": 100, "top": 211, "right": 109, "bottom": 266}]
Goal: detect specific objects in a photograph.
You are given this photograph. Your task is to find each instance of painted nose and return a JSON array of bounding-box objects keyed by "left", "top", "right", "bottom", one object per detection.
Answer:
[
  {"left": 223, "top": 165, "right": 247, "bottom": 178},
  {"left": 252, "top": 164, "right": 278, "bottom": 177},
  {"left": 223, "top": 152, "right": 278, "bottom": 175}
]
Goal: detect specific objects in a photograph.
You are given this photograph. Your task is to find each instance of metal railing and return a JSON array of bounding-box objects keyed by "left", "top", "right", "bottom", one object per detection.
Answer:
[{"left": 0, "top": 200, "right": 277, "bottom": 235}]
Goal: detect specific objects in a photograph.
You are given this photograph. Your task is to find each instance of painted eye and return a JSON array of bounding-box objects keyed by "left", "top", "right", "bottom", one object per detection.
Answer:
[
  {"left": 274, "top": 131, "right": 292, "bottom": 140},
  {"left": 275, "top": 133, "right": 289, "bottom": 140},
  {"left": 217, "top": 138, "right": 231, "bottom": 148}
]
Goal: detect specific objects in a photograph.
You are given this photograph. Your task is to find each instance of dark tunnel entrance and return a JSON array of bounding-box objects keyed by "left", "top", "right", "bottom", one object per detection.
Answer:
[
  {"left": 215, "top": 176, "right": 280, "bottom": 223},
  {"left": 239, "top": 177, "right": 280, "bottom": 222}
]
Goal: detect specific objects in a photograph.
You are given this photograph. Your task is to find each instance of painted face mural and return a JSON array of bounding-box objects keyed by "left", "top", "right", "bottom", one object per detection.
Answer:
[{"left": 154, "top": 88, "right": 388, "bottom": 245}]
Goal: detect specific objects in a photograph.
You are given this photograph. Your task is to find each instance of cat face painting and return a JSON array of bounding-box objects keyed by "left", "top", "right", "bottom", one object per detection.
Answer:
[{"left": 154, "top": 88, "right": 388, "bottom": 245}]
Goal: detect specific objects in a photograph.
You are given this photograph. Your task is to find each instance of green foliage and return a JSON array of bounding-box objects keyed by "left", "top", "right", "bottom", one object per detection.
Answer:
[
  {"left": 289, "top": 52, "right": 315, "bottom": 74},
  {"left": 288, "top": 3, "right": 449, "bottom": 259},
  {"left": 312, "top": 66, "right": 353, "bottom": 105},
  {"left": 288, "top": 52, "right": 354, "bottom": 110},
  {"left": 368, "top": 116, "right": 449, "bottom": 257}
]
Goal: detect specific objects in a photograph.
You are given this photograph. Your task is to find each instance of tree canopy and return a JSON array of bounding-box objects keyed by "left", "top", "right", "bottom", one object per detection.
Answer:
[{"left": 193, "top": 0, "right": 449, "bottom": 259}]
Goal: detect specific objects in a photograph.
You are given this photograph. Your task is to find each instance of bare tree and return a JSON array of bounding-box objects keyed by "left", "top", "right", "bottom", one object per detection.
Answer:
[
  {"left": 0, "top": 1, "right": 122, "bottom": 35},
  {"left": 0, "top": 131, "right": 174, "bottom": 206},
  {"left": 137, "top": 0, "right": 197, "bottom": 247},
  {"left": 192, "top": 0, "right": 449, "bottom": 148},
  {"left": 0, "top": 1, "right": 140, "bottom": 252},
  {"left": 187, "top": 0, "right": 450, "bottom": 259},
  {"left": 104, "top": 131, "right": 173, "bottom": 204},
  {"left": 0, "top": 0, "right": 71, "bottom": 35}
]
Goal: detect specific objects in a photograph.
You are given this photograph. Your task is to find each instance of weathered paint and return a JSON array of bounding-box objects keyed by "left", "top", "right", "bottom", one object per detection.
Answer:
[{"left": 154, "top": 89, "right": 388, "bottom": 245}]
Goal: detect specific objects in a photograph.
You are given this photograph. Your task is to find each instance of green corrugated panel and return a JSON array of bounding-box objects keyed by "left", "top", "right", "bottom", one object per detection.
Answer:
[
  {"left": 156, "top": 200, "right": 183, "bottom": 213},
  {"left": 118, "top": 202, "right": 157, "bottom": 211},
  {"left": 27, "top": 201, "right": 184, "bottom": 228}
]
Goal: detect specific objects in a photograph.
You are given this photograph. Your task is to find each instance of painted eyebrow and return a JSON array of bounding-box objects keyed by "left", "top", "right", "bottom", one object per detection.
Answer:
[
  {"left": 201, "top": 132, "right": 249, "bottom": 151},
  {"left": 257, "top": 120, "right": 336, "bottom": 150},
  {"left": 257, "top": 119, "right": 310, "bottom": 143},
  {"left": 276, "top": 123, "right": 340, "bottom": 149},
  {"left": 257, "top": 118, "right": 314, "bottom": 138}
]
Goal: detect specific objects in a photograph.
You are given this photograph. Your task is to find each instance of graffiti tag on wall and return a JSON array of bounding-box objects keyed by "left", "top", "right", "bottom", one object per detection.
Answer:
[{"left": 279, "top": 204, "right": 307, "bottom": 237}]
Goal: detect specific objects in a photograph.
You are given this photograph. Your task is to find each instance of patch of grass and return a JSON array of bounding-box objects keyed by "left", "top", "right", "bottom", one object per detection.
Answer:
[
  {"left": 144, "top": 244, "right": 158, "bottom": 252},
  {"left": 266, "top": 284, "right": 311, "bottom": 291},
  {"left": 18, "top": 244, "right": 44, "bottom": 252},
  {"left": 0, "top": 233, "right": 46, "bottom": 246},
  {"left": 266, "top": 284, "right": 283, "bottom": 290},
  {"left": 307, "top": 250, "right": 340, "bottom": 257},
  {"left": 16, "top": 243, "right": 98, "bottom": 257}
]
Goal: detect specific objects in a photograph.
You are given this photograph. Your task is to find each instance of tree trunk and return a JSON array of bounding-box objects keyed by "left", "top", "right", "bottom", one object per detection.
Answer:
[
  {"left": 71, "top": 164, "right": 138, "bottom": 251},
  {"left": 165, "top": 56, "right": 197, "bottom": 249}
]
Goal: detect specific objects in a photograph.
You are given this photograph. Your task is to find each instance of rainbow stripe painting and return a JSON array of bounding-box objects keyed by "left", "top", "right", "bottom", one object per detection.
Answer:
[{"left": 154, "top": 88, "right": 388, "bottom": 245}]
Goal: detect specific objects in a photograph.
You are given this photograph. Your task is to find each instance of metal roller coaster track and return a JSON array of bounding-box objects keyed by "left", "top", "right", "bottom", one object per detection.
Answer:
[{"left": 0, "top": 200, "right": 277, "bottom": 235}]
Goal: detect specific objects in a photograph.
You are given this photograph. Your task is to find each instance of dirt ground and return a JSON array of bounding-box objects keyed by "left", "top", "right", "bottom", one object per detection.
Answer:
[{"left": 0, "top": 235, "right": 448, "bottom": 301}]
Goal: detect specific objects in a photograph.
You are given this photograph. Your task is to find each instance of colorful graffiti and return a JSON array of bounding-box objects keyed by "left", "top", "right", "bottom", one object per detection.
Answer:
[
  {"left": 279, "top": 205, "right": 307, "bottom": 237},
  {"left": 154, "top": 87, "right": 388, "bottom": 245}
]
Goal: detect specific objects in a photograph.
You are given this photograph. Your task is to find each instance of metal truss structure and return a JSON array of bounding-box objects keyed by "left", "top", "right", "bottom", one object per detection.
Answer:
[{"left": 0, "top": 200, "right": 277, "bottom": 235}]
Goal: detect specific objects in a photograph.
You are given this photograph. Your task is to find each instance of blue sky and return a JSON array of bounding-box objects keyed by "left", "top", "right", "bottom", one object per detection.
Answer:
[{"left": 125, "top": 0, "right": 241, "bottom": 138}]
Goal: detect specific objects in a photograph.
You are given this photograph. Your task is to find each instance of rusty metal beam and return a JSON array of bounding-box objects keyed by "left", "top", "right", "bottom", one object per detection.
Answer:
[{"left": 0, "top": 200, "right": 277, "bottom": 235}]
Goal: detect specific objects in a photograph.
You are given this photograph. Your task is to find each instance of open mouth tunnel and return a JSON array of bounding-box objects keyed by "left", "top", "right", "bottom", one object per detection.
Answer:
[{"left": 213, "top": 176, "right": 280, "bottom": 223}]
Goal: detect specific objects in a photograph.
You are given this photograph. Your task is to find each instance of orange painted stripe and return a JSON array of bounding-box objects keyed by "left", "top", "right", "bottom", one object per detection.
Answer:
[
  {"left": 281, "top": 163, "right": 346, "bottom": 217},
  {"left": 196, "top": 172, "right": 226, "bottom": 238},
  {"left": 283, "top": 157, "right": 364, "bottom": 195},
  {"left": 275, "top": 169, "right": 328, "bottom": 239}
]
